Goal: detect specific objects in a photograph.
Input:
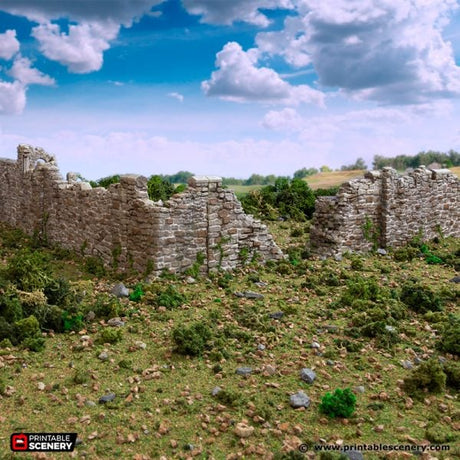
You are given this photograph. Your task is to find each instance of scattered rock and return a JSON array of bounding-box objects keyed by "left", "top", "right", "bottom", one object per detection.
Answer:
[
  {"left": 80, "top": 335, "right": 90, "bottom": 342},
  {"left": 334, "top": 254, "right": 343, "bottom": 261},
  {"left": 236, "top": 367, "right": 253, "bottom": 376},
  {"left": 290, "top": 391, "right": 311, "bottom": 409},
  {"left": 254, "top": 281, "right": 268, "bottom": 287},
  {"left": 99, "top": 393, "right": 116, "bottom": 404},
  {"left": 401, "top": 360, "right": 413, "bottom": 370},
  {"left": 98, "top": 352, "right": 109, "bottom": 361},
  {"left": 211, "top": 386, "right": 221, "bottom": 397},
  {"left": 414, "top": 356, "right": 423, "bottom": 365},
  {"left": 377, "top": 248, "right": 387, "bottom": 256},
  {"left": 343, "top": 450, "right": 364, "bottom": 460},
  {"left": 300, "top": 368, "right": 316, "bottom": 384},
  {"left": 134, "top": 341, "right": 147, "bottom": 350},
  {"left": 85, "top": 400, "right": 96, "bottom": 407},
  {"left": 37, "top": 382, "right": 45, "bottom": 391},
  {"left": 234, "top": 422, "right": 254, "bottom": 438},
  {"left": 186, "top": 276, "right": 196, "bottom": 284},
  {"left": 385, "top": 325, "right": 396, "bottom": 333},
  {"left": 449, "top": 276, "right": 460, "bottom": 283},
  {"left": 269, "top": 311, "right": 284, "bottom": 320},
  {"left": 111, "top": 283, "right": 129, "bottom": 298},
  {"left": 257, "top": 344, "right": 266, "bottom": 351},
  {"left": 264, "top": 365, "right": 276, "bottom": 376},
  {"left": 354, "top": 386, "right": 365, "bottom": 394},
  {"left": 374, "top": 424, "right": 384, "bottom": 433},
  {"left": 85, "top": 311, "right": 96, "bottom": 322},
  {"left": 326, "top": 360, "right": 335, "bottom": 366},
  {"left": 107, "top": 318, "right": 125, "bottom": 327},
  {"left": 234, "top": 291, "right": 264, "bottom": 299},
  {"left": 311, "top": 342, "right": 320, "bottom": 349}
]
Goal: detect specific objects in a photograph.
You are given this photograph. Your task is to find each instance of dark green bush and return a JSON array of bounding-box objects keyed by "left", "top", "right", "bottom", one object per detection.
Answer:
[
  {"left": 437, "top": 316, "right": 460, "bottom": 355},
  {"left": 0, "top": 291, "right": 23, "bottom": 323},
  {"left": 14, "top": 315, "right": 41, "bottom": 343},
  {"left": 443, "top": 361, "right": 460, "bottom": 389},
  {"left": 90, "top": 294, "right": 121, "bottom": 320},
  {"left": 425, "top": 424, "right": 456, "bottom": 443},
  {"left": 22, "top": 337, "right": 45, "bottom": 352},
  {"left": 73, "top": 369, "right": 90, "bottom": 384},
  {"left": 97, "top": 327, "right": 123, "bottom": 344},
  {"left": 129, "top": 284, "right": 144, "bottom": 302},
  {"left": 6, "top": 249, "right": 52, "bottom": 291},
  {"left": 44, "top": 277, "right": 72, "bottom": 307},
  {"left": 403, "top": 359, "right": 446, "bottom": 398},
  {"left": 157, "top": 285, "right": 186, "bottom": 309},
  {"left": 393, "top": 247, "right": 419, "bottom": 262},
  {"left": 400, "top": 280, "right": 443, "bottom": 313},
  {"left": 62, "top": 311, "right": 84, "bottom": 332},
  {"left": 319, "top": 388, "right": 356, "bottom": 418},
  {"left": 172, "top": 322, "right": 212, "bottom": 356},
  {"left": 0, "top": 316, "right": 17, "bottom": 345},
  {"left": 339, "top": 276, "right": 381, "bottom": 306},
  {"left": 84, "top": 256, "right": 106, "bottom": 277},
  {"left": 147, "top": 175, "right": 176, "bottom": 202}
]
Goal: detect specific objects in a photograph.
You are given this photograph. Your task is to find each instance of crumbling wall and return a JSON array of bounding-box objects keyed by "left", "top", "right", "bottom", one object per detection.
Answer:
[
  {"left": 0, "top": 145, "right": 283, "bottom": 273},
  {"left": 310, "top": 167, "right": 460, "bottom": 257}
]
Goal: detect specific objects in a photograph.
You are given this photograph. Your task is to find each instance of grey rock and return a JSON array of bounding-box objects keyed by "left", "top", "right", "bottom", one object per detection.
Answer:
[
  {"left": 236, "top": 367, "right": 253, "bottom": 376},
  {"left": 135, "top": 341, "right": 147, "bottom": 350},
  {"left": 354, "top": 386, "right": 365, "bottom": 394},
  {"left": 377, "top": 248, "right": 387, "bottom": 255},
  {"left": 234, "top": 291, "right": 264, "bottom": 299},
  {"left": 334, "top": 253, "right": 343, "bottom": 261},
  {"left": 85, "top": 311, "right": 96, "bottom": 322},
  {"left": 269, "top": 311, "right": 284, "bottom": 320},
  {"left": 290, "top": 391, "right": 310, "bottom": 408},
  {"left": 107, "top": 317, "right": 125, "bottom": 327},
  {"left": 300, "top": 368, "right": 316, "bottom": 384},
  {"left": 211, "top": 386, "right": 221, "bottom": 396},
  {"left": 385, "top": 325, "right": 396, "bottom": 333},
  {"left": 254, "top": 281, "right": 268, "bottom": 287},
  {"left": 80, "top": 335, "right": 90, "bottom": 342},
  {"left": 414, "top": 356, "right": 423, "bottom": 364},
  {"left": 85, "top": 400, "right": 96, "bottom": 407},
  {"left": 343, "top": 450, "right": 364, "bottom": 460},
  {"left": 111, "top": 283, "right": 129, "bottom": 298},
  {"left": 326, "top": 360, "right": 335, "bottom": 366},
  {"left": 98, "top": 351, "right": 109, "bottom": 361},
  {"left": 324, "top": 325, "right": 339, "bottom": 332},
  {"left": 99, "top": 393, "right": 116, "bottom": 404},
  {"left": 449, "top": 276, "right": 460, "bottom": 283},
  {"left": 257, "top": 344, "right": 266, "bottom": 351},
  {"left": 438, "top": 356, "right": 447, "bottom": 364},
  {"left": 401, "top": 360, "right": 413, "bottom": 370},
  {"left": 186, "top": 276, "right": 196, "bottom": 284},
  {"left": 311, "top": 341, "right": 321, "bottom": 349}
]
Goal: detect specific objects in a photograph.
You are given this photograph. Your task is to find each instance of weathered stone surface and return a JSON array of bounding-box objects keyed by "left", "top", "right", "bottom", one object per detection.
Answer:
[
  {"left": 300, "top": 368, "right": 316, "bottom": 384},
  {"left": 0, "top": 145, "right": 283, "bottom": 275},
  {"left": 310, "top": 167, "right": 460, "bottom": 257},
  {"left": 290, "top": 391, "right": 310, "bottom": 408}
]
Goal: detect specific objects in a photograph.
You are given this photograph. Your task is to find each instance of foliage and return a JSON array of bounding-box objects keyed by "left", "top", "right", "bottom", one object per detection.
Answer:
[
  {"left": 157, "top": 285, "right": 186, "bottom": 309},
  {"left": 400, "top": 280, "right": 443, "bottom": 313},
  {"left": 339, "top": 276, "right": 382, "bottom": 306},
  {"left": 90, "top": 174, "right": 120, "bottom": 188},
  {"left": 373, "top": 149, "right": 460, "bottom": 170},
  {"left": 84, "top": 256, "right": 106, "bottom": 277},
  {"left": 89, "top": 294, "right": 121, "bottom": 320},
  {"left": 340, "top": 157, "right": 367, "bottom": 171},
  {"left": 172, "top": 322, "right": 212, "bottom": 356},
  {"left": 425, "top": 424, "right": 456, "bottom": 444},
  {"left": 403, "top": 359, "right": 446, "bottom": 398},
  {"left": 97, "top": 327, "right": 123, "bottom": 344},
  {"left": 44, "top": 277, "right": 72, "bottom": 307},
  {"left": 240, "top": 177, "right": 316, "bottom": 221},
  {"left": 73, "top": 369, "right": 90, "bottom": 385},
  {"left": 437, "top": 315, "right": 460, "bottom": 355},
  {"left": 443, "top": 361, "right": 460, "bottom": 389},
  {"left": 319, "top": 388, "right": 356, "bottom": 418},
  {"left": 147, "top": 175, "right": 176, "bottom": 201},
  {"left": 62, "top": 311, "right": 84, "bottom": 332},
  {"left": 185, "top": 252, "right": 205, "bottom": 278},
  {"left": 293, "top": 167, "right": 319, "bottom": 179},
  {"left": 129, "top": 284, "right": 144, "bottom": 302}
]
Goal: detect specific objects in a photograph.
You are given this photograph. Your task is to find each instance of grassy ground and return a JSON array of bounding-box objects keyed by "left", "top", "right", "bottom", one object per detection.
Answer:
[
  {"left": 0, "top": 223, "right": 459, "bottom": 460},
  {"left": 449, "top": 167, "right": 460, "bottom": 178}
]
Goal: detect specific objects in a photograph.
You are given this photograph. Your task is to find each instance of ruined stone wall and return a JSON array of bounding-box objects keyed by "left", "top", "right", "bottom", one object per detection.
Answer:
[
  {"left": 0, "top": 145, "right": 283, "bottom": 273},
  {"left": 310, "top": 167, "right": 460, "bottom": 257}
]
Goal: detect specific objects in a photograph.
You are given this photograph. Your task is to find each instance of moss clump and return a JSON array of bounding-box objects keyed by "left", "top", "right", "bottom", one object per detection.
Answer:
[
  {"left": 403, "top": 359, "right": 446, "bottom": 398},
  {"left": 393, "top": 246, "right": 419, "bottom": 262},
  {"left": 443, "top": 361, "right": 460, "bottom": 389},
  {"left": 172, "top": 322, "right": 212, "bottom": 357},
  {"left": 157, "top": 285, "right": 186, "bottom": 309},
  {"left": 14, "top": 315, "right": 41, "bottom": 343},
  {"left": 400, "top": 280, "right": 443, "bottom": 313},
  {"left": 318, "top": 388, "right": 356, "bottom": 418},
  {"left": 97, "top": 327, "right": 123, "bottom": 344},
  {"left": 425, "top": 424, "right": 456, "bottom": 443},
  {"left": 73, "top": 369, "right": 90, "bottom": 384},
  {"left": 437, "top": 316, "right": 460, "bottom": 355}
]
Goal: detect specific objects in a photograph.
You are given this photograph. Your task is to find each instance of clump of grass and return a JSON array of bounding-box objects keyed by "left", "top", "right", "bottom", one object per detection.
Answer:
[
  {"left": 319, "top": 388, "right": 356, "bottom": 418},
  {"left": 172, "top": 322, "right": 212, "bottom": 356},
  {"left": 437, "top": 315, "right": 460, "bottom": 355},
  {"left": 400, "top": 279, "right": 443, "bottom": 313},
  {"left": 403, "top": 359, "right": 446, "bottom": 398},
  {"left": 97, "top": 327, "right": 123, "bottom": 344},
  {"left": 157, "top": 285, "right": 186, "bottom": 309}
]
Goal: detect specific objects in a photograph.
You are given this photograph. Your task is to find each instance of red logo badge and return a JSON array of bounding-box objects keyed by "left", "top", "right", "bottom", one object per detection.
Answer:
[{"left": 11, "top": 433, "right": 28, "bottom": 451}]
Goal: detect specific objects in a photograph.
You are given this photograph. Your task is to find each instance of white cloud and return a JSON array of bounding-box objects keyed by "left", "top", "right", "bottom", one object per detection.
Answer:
[
  {"left": 202, "top": 42, "right": 324, "bottom": 106},
  {"left": 255, "top": 0, "right": 460, "bottom": 104},
  {"left": 182, "top": 0, "right": 294, "bottom": 26},
  {"left": 32, "top": 21, "right": 120, "bottom": 73},
  {"left": 0, "top": 30, "right": 20, "bottom": 60},
  {"left": 167, "top": 92, "right": 184, "bottom": 102},
  {"left": 8, "top": 56, "right": 55, "bottom": 86},
  {"left": 0, "top": 81, "right": 26, "bottom": 114}
]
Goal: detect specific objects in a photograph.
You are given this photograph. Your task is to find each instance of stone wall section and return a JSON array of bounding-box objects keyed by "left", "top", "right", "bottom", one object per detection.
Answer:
[
  {"left": 0, "top": 145, "right": 283, "bottom": 273},
  {"left": 310, "top": 167, "right": 460, "bottom": 257}
]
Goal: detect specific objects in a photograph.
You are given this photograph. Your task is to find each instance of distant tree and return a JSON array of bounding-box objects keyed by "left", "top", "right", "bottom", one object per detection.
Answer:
[
  {"left": 147, "top": 175, "right": 176, "bottom": 202},
  {"left": 90, "top": 175, "right": 120, "bottom": 188},
  {"left": 320, "top": 165, "right": 332, "bottom": 173},
  {"left": 293, "top": 167, "right": 319, "bottom": 179},
  {"left": 341, "top": 158, "right": 367, "bottom": 171},
  {"left": 166, "top": 171, "right": 193, "bottom": 184}
]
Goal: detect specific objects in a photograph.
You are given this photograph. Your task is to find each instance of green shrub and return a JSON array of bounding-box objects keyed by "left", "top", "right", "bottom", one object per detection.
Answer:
[
  {"left": 438, "top": 316, "right": 460, "bottom": 355},
  {"left": 172, "top": 322, "right": 212, "bottom": 356},
  {"left": 185, "top": 252, "right": 205, "bottom": 278},
  {"left": 400, "top": 280, "right": 443, "bottom": 313},
  {"left": 350, "top": 257, "right": 364, "bottom": 271},
  {"left": 44, "top": 277, "right": 72, "bottom": 307},
  {"left": 157, "top": 285, "right": 186, "bottom": 309},
  {"left": 214, "top": 389, "right": 243, "bottom": 407},
  {"left": 14, "top": 315, "right": 41, "bottom": 343},
  {"left": 0, "top": 317, "right": 16, "bottom": 345},
  {"left": 147, "top": 175, "right": 176, "bottom": 201},
  {"left": 84, "top": 256, "right": 106, "bottom": 277},
  {"left": 22, "top": 337, "right": 45, "bottom": 352},
  {"left": 319, "top": 388, "right": 356, "bottom": 418},
  {"left": 90, "top": 294, "right": 121, "bottom": 320},
  {"left": 0, "top": 291, "right": 23, "bottom": 323},
  {"left": 443, "top": 361, "right": 460, "bottom": 389},
  {"left": 403, "top": 359, "right": 446, "bottom": 398},
  {"left": 339, "top": 276, "right": 381, "bottom": 306},
  {"left": 97, "top": 327, "right": 123, "bottom": 344},
  {"left": 6, "top": 249, "right": 52, "bottom": 291},
  {"left": 73, "top": 369, "right": 90, "bottom": 384},
  {"left": 393, "top": 247, "right": 419, "bottom": 262},
  {"left": 425, "top": 424, "right": 456, "bottom": 443},
  {"left": 62, "top": 311, "right": 84, "bottom": 332},
  {"left": 129, "top": 284, "right": 144, "bottom": 302}
]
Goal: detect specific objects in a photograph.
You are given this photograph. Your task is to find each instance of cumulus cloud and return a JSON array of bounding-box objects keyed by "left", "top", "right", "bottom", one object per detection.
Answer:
[
  {"left": 256, "top": 0, "right": 460, "bottom": 104},
  {"left": 31, "top": 21, "right": 120, "bottom": 74},
  {"left": 0, "top": 30, "right": 20, "bottom": 60},
  {"left": 182, "top": 0, "right": 294, "bottom": 27},
  {"left": 8, "top": 56, "right": 55, "bottom": 86},
  {"left": 167, "top": 92, "right": 184, "bottom": 102},
  {"left": 202, "top": 42, "right": 324, "bottom": 106},
  {"left": 0, "top": 81, "right": 26, "bottom": 114}
]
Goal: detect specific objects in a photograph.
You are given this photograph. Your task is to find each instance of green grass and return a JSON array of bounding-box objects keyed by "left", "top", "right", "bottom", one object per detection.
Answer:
[{"left": 0, "top": 222, "right": 458, "bottom": 459}]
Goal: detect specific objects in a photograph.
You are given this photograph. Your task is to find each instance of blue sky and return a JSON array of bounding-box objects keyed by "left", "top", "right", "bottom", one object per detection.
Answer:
[{"left": 1, "top": 0, "right": 460, "bottom": 180}]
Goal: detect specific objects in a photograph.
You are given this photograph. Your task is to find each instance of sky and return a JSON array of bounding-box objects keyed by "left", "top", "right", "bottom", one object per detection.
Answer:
[{"left": 0, "top": 0, "right": 460, "bottom": 180}]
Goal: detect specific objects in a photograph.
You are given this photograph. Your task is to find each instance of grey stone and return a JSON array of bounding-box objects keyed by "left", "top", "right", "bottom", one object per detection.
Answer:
[
  {"left": 401, "top": 360, "right": 413, "bottom": 370},
  {"left": 354, "top": 386, "right": 365, "bottom": 394},
  {"left": 300, "top": 368, "right": 316, "bottom": 384},
  {"left": 85, "top": 311, "right": 96, "bottom": 321},
  {"left": 438, "top": 356, "right": 447, "bottom": 364},
  {"left": 85, "top": 400, "right": 96, "bottom": 407},
  {"left": 342, "top": 450, "right": 364, "bottom": 460},
  {"left": 257, "top": 344, "right": 266, "bottom": 351},
  {"left": 112, "top": 283, "right": 129, "bottom": 298},
  {"left": 107, "top": 317, "right": 125, "bottom": 327},
  {"left": 385, "top": 325, "right": 396, "bottom": 333},
  {"left": 236, "top": 367, "right": 253, "bottom": 376},
  {"left": 377, "top": 248, "right": 387, "bottom": 255},
  {"left": 326, "top": 360, "right": 335, "bottom": 366},
  {"left": 254, "top": 281, "right": 268, "bottom": 287},
  {"left": 211, "top": 386, "right": 221, "bottom": 396},
  {"left": 449, "top": 276, "right": 460, "bottom": 283},
  {"left": 414, "top": 356, "right": 423, "bottom": 364},
  {"left": 98, "top": 351, "right": 109, "bottom": 361},
  {"left": 311, "top": 341, "right": 321, "bottom": 349},
  {"left": 290, "top": 391, "right": 310, "bottom": 408},
  {"left": 234, "top": 291, "right": 264, "bottom": 299},
  {"left": 186, "top": 276, "right": 196, "bottom": 284},
  {"left": 99, "top": 393, "right": 116, "bottom": 404},
  {"left": 269, "top": 311, "right": 284, "bottom": 320}
]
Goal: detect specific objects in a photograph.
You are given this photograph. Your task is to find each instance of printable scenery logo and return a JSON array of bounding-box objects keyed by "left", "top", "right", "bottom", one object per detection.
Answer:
[{"left": 11, "top": 433, "right": 77, "bottom": 452}]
